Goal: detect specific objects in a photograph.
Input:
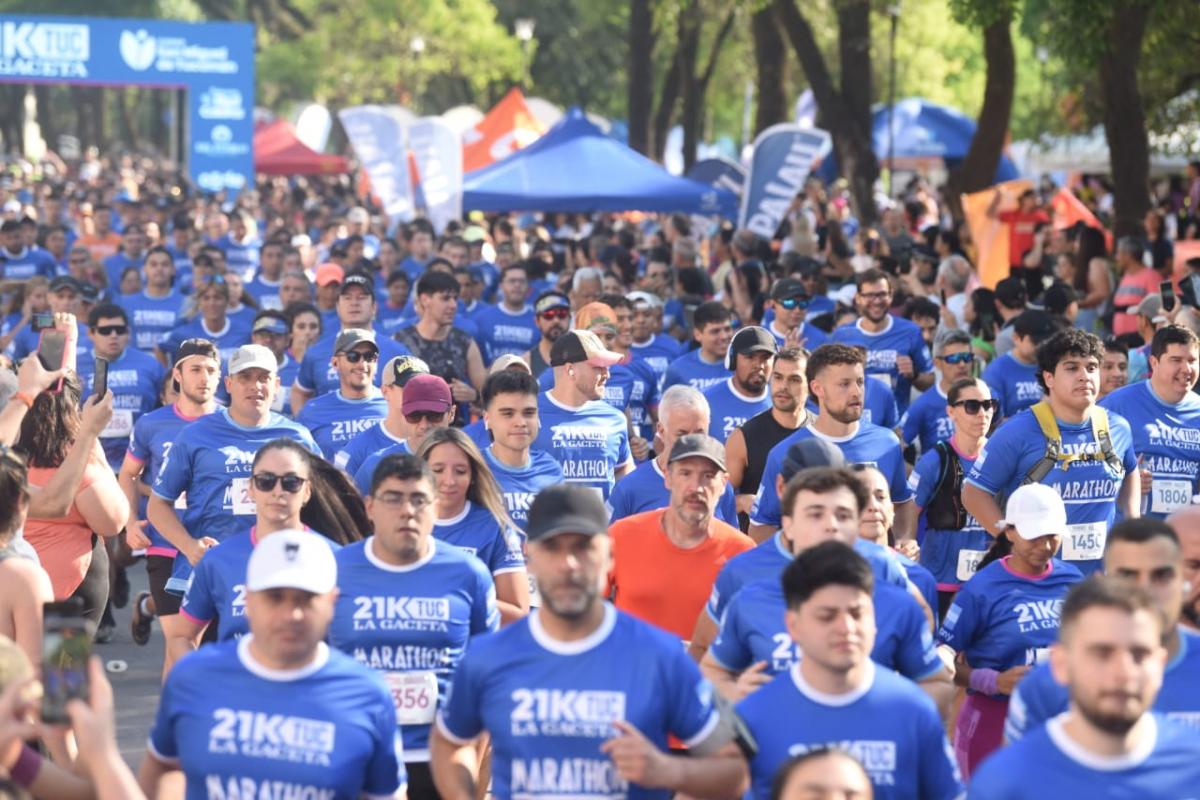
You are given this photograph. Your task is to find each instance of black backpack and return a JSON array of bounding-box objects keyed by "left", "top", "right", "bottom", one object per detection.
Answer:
[{"left": 926, "top": 441, "right": 968, "bottom": 531}]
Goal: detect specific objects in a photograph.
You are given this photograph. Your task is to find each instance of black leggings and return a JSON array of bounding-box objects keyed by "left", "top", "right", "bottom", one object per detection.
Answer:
[
  {"left": 68, "top": 535, "right": 110, "bottom": 629},
  {"left": 406, "top": 761, "right": 441, "bottom": 800}
]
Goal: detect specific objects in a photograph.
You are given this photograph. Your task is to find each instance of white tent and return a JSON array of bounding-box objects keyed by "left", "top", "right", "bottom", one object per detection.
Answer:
[{"left": 1011, "top": 127, "right": 1191, "bottom": 177}]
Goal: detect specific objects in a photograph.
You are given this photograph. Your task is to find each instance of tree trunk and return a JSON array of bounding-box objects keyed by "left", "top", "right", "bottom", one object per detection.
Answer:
[
  {"left": 1100, "top": 1, "right": 1151, "bottom": 238},
  {"left": 678, "top": 16, "right": 701, "bottom": 172},
  {"left": 947, "top": 16, "right": 1015, "bottom": 216},
  {"left": 752, "top": 6, "right": 787, "bottom": 135},
  {"left": 33, "top": 84, "right": 56, "bottom": 152},
  {"left": 837, "top": 0, "right": 872, "bottom": 141},
  {"left": 773, "top": 0, "right": 879, "bottom": 225},
  {"left": 652, "top": 28, "right": 684, "bottom": 162},
  {"left": 627, "top": 0, "right": 655, "bottom": 156}
]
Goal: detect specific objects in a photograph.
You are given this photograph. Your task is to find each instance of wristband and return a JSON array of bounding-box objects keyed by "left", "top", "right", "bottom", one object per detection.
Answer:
[
  {"left": 12, "top": 391, "right": 34, "bottom": 409},
  {"left": 9, "top": 743, "right": 42, "bottom": 787},
  {"left": 968, "top": 667, "right": 1001, "bottom": 696}
]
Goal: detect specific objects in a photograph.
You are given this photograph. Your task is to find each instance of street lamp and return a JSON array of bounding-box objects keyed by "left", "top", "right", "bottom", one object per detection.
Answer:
[
  {"left": 409, "top": 35, "right": 426, "bottom": 111},
  {"left": 514, "top": 18, "right": 535, "bottom": 90},
  {"left": 886, "top": 3, "right": 900, "bottom": 198}
]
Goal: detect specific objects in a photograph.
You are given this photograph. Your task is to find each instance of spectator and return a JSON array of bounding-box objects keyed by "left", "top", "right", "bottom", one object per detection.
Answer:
[
  {"left": 1071, "top": 226, "right": 1113, "bottom": 335},
  {"left": 0, "top": 447, "right": 53, "bottom": 666},
  {"left": 1112, "top": 236, "right": 1158, "bottom": 336}
]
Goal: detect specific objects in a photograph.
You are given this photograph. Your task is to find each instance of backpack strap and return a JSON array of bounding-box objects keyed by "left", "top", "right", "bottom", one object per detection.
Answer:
[
  {"left": 1088, "top": 406, "right": 1126, "bottom": 478},
  {"left": 1023, "top": 401, "right": 1064, "bottom": 485}
]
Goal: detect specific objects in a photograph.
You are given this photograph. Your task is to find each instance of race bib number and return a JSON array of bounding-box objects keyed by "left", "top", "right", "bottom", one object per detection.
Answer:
[
  {"left": 956, "top": 549, "right": 986, "bottom": 582},
  {"left": 1063, "top": 521, "right": 1106, "bottom": 562},
  {"left": 384, "top": 671, "right": 438, "bottom": 725},
  {"left": 1151, "top": 478, "right": 1193, "bottom": 515},
  {"left": 230, "top": 478, "right": 255, "bottom": 515},
  {"left": 101, "top": 409, "right": 133, "bottom": 439}
]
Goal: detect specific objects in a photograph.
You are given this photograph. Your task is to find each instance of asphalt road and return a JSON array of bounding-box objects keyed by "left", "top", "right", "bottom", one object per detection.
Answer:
[{"left": 96, "top": 562, "right": 166, "bottom": 766}]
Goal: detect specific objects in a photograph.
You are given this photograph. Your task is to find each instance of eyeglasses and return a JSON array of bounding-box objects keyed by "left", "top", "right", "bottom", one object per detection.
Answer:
[
  {"left": 341, "top": 350, "right": 379, "bottom": 364},
  {"left": 939, "top": 352, "right": 974, "bottom": 365},
  {"left": 777, "top": 296, "right": 811, "bottom": 310},
  {"left": 539, "top": 308, "right": 570, "bottom": 321},
  {"left": 951, "top": 398, "right": 1000, "bottom": 415},
  {"left": 405, "top": 410, "right": 448, "bottom": 425},
  {"left": 94, "top": 325, "right": 128, "bottom": 336},
  {"left": 373, "top": 491, "right": 432, "bottom": 510},
  {"left": 858, "top": 291, "right": 891, "bottom": 302},
  {"left": 251, "top": 472, "right": 308, "bottom": 493}
]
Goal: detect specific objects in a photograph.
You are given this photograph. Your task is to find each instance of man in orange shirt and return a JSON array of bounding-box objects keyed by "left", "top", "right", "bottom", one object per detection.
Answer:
[{"left": 608, "top": 434, "right": 754, "bottom": 641}]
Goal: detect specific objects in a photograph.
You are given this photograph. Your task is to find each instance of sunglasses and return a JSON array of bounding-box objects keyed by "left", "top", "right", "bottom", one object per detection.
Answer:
[
  {"left": 951, "top": 398, "right": 1000, "bottom": 415},
  {"left": 777, "top": 296, "right": 811, "bottom": 310},
  {"left": 539, "top": 308, "right": 570, "bottom": 321},
  {"left": 939, "top": 352, "right": 974, "bottom": 365},
  {"left": 94, "top": 325, "right": 128, "bottom": 336},
  {"left": 341, "top": 350, "right": 379, "bottom": 363},
  {"left": 405, "top": 410, "right": 448, "bottom": 424},
  {"left": 251, "top": 472, "right": 307, "bottom": 493}
]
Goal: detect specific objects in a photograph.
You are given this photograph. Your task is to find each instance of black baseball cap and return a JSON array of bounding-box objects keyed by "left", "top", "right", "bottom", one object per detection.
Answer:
[
  {"left": 729, "top": 326, "right": 778, "bottom": 359},
  {"left": 534, "top": 291, "right": 570, "bottom": 315},
  {"left": 780, "top": 437, "right": 846, "bottom": 482},
  {"left": 526, "top": 484, "right": 609, "bottom": 542},
  {"left": 48, "top": 276, "right": 82, "bottom": 295},
  {"left": 668, "top": 434, "right": 727, "bottom": 472},
  {"left": 339, "top": 271, "right": 374, "bottom": 296},
  {"left": 771, "top": 278, "right": 808, "bottom": 302}
]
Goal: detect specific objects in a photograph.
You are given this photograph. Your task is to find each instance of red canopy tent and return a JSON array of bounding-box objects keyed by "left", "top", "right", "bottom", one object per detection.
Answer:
[{"left": 254, "top": 119, "right": 349, "bottom": 175}]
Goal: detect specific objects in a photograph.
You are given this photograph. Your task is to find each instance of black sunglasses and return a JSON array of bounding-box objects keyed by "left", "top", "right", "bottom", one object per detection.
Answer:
[
  {"left": 94, "top": 325, "right": 128, "bottom": 336},
  {"left": 341, "top": 350, "right": 379, "bottom": 363},
  {"left": 951, "top": 398, "right": 1000, "bottom": 415},
  {"left": 405, "top": 410, "right": 447, "bottom": 424},
  {"left": 251, "top": 472, "right": 307, "bottom": 493}
]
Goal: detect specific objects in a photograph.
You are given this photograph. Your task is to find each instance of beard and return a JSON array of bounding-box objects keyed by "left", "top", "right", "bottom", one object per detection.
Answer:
[
  {"left": 773, "top": 392, "right": 798, "bottom": 413},
  {"left": 827, "top": 402, "right": 863, "bottom": 425},
  {"left": 538, "top": 576, "right": 599, "bottom": 620},
  {"left": 1074, "top": 692, "right": 1146, "bottom": 736}
]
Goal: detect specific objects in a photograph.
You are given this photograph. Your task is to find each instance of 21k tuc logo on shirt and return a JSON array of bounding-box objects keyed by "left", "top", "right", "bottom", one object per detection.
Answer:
[{"left": 208, "top": 708, "right": 336, "bottom": 765}]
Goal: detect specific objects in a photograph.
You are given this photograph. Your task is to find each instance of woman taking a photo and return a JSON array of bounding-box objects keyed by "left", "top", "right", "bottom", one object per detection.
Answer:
[
  {"left": 416, "top": 427, "right": 529, "bottom": 623},
  {"left": 168, "top": 439, "right": 365, "bottom": 673},
  {"left": 936, "top": 483, "right": 1083, "bottom": 778}
]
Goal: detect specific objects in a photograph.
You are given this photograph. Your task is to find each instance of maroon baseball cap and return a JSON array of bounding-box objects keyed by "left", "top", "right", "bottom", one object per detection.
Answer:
[{"left": 400, "top": 374, "right": 452, "bottom": 415}]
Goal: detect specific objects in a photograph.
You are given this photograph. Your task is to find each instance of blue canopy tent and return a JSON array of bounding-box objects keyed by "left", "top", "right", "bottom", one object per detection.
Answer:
[
  {"left": 462, "top": 108, "right": 738, "bottom": 218},
  {"left": 815, "top": 97, "right": 1020, "bottom": 183}
]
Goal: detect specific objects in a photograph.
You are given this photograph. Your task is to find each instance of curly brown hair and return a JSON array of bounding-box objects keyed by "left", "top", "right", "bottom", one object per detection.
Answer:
[{"left": 16, "top": 371, "right": 82, "bottom": 468}]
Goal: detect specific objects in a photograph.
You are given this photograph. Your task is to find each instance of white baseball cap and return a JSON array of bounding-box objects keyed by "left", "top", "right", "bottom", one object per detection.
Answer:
[
  {"left": 228, "top": 344, "right": 278, "bottom": 375},
  {"left": 246, "top": 529, "right": 337, "bottom": 594},
  {"left": 997, "top": 484, "right": 1068, "bottom": 540}
]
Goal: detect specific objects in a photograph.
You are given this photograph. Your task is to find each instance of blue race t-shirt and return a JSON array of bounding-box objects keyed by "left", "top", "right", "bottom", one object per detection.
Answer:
[
  {"left": 607, "top": 457, "right": 739, "bottom": 528},
  {"left": 483, "top": 447, "right": 564, "bottom": 530},
  {"left": 938, "top": 557, "right": 1083, "bottom": 679},
  {"left": 661, "top": 348, "right": 730, "bottom": 392},
  {"left": 148, "top": 638, "right": 404, "bottom": 800},
  {"left": 766, "top": 320, "right": 828, "bottom": 350},
  {"left": 437, "top": 605, "right": 722, "bottom": 800},
  {"left": 981, "top": 353, "right": 1042, "bottom": 419},
  {"left": 970, "top": 714, "right": 1200, "bottom": 800},
  {"left": 0, "top": 246, "right": 56, "bottom": 280},
  {"left": 244, "top": 274, "right": 282, "bottom": 310},
  {"left": 473, "top": 303, "right": 540, "bottom": 363},
  {"left": 78, "top": 346, "right": 165, "bottom": 470},
  {"left": 434, "top": 502, "right": 526, "bottom": 579},
  {"left": 709, "top": 578, "right": 943, "bottom": 681},
  {"left": 751, "top": 424, "right": 912, "bottom": 529},
  {"left": 126, "top": 403, "right": 214, "bottom": 556},
  {"left": 151, "top": 407, "right": 320, "bottom": 547},
  {"left": 533, "top": 393, "right": 631, "bottom": 500},
  {"left": 965, "top": 407, "right": 1136, "bottom": 574},
  {"left": 704, "top": 532, "right": 910, "bottom": 623},
  {"left": 703, "top": 378, "right": 772, "bottom": 443},
  {"left": 1006, "top": 627, "right": 1200, "bottom": 741},
  {"left": 629, "top": 334, "right": 681, "bottom": 382},
  {"left": 911, "top": 443, "right": 991, "bottom": 590},
  {"left": 1100, "top": 380, "right": 1200, "bottom": 519},
  {"left": 329, "top": 538, "right": 499, "bottom": 761},
  {"left": 352, "top": 440, "right": 414, "bottom": 495},
  {"left": 180, "top": 528, "right": 340, "bottom": 641},
  {"left": 295, "top": 389, "right": 388, "bottom": 460},
  {"left": 832, "top": 316, "right": 934, "bottom": 413},
  {"left": 158, "top": 317, "right": 250, "bottom": 365},
  {"left": 335, "top": 420, "right": 405, "bottom": 476},
  {"left": 214, "top": 234, "right": 261, "bottom": 280},
  {"left": 118, "top": 291, "right": 187, "bottom": 352},
  {"left": 737, "top": 662, "right": 963, "bottom": 800},
  {"left": 899, "top": 384, "right": 954, "bottom": 452}
]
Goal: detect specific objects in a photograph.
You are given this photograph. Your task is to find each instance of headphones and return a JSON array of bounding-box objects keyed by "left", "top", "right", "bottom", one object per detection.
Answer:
[{"left": 725, "top": 326, "right": 776, "bottom": 370}]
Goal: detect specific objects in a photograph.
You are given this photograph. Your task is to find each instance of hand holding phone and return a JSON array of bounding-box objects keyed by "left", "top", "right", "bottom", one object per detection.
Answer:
[
  {"left": 1161, "top": 281, "right": 1177, "bottom": 313},
  {"left": 93, "top": 357, "right": 109, "bottom": 400},
  {"left": 41, "top": 601, "right": 93, "bottom": 725}
]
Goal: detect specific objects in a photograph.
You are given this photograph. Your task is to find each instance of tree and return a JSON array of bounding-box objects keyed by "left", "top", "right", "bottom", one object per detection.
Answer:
[
  {"left": 627, "top": 0, "right": 656, "bottom": 155},
  {"left": 773, "top": 0, "right": 879, "bottom": 225},
  {"left": 751, "top": 3, "right": 787, "bottom": 136},
  {"left": 945, "top": 1, "right": 1017, "bottom": 212}
]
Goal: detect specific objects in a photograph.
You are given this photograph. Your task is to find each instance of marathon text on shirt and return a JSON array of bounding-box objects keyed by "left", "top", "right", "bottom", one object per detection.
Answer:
[
  {"left": 352, "top": 644, "right": 451, "bottom": 671},
  {"left": 204, "top": 776, "right": 335, "bottom": 800},
  {"left": 510, "top": 757, "right": 627, "bottom": 797}
]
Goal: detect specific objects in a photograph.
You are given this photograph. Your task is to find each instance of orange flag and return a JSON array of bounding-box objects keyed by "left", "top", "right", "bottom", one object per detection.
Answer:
[
  {"left": 961, "top": 179, "right": 1033, "bottom": 290},
  {"left": 1050, "top": 187, "right": 1113, "bottom": 251},
  {"left": 462, "top": 87, "right": 546, "bottom": 173}
]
